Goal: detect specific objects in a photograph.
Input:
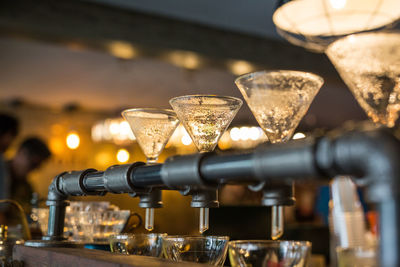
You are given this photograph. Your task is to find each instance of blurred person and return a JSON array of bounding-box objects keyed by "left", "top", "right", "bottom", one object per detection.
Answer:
[
  {"left": 6, "top": 137, "right": 51, "bottom": 214},
  {"left": 0, "top": 113, "right": 19, "bottom": 199}
]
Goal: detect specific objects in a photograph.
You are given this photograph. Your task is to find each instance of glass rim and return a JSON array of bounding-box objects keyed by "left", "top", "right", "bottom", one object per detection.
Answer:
[
  {"left": 121, "top": 108, "right": 177, "bottom": 118},
  {"left": 109, "top": 233, "right": 167, "bottom": 239},
  {"left": 162, "top": 235, "right": 230, "bottom": 241},
  {"left": 68, "top": 210, "right": 130, "bottom": 214},
  {"left": 234, "top": 70, "right": 324, "bottom": 86},
  {"left": 326, "top": 31, "right": 400, "bottom": 56},
  {"left": 228, "top": 240, "right": 311, "bottom": 247},
  {"left": 169, "top": 95, "right": 243, "bottom": 107}
]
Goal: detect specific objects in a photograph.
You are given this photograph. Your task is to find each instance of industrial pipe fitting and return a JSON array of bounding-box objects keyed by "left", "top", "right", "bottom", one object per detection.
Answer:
[
  {"left": 104, "top": 162, "right": 145, "bottom": 194},
  {"left": 59, "top": 169, "right": 98, "bottom": 196}
]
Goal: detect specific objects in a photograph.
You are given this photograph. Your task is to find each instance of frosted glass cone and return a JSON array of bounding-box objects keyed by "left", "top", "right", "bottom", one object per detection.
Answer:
[
  {"left": 326, "top": 32, "right": 400, "bottom": 127},
  {"left": 122, "top": 108, "right": 179, "bottom": 160},
  {"left": 170, "top": 95, "right": 242, "bottom": 152},
  {"left": 235, "top": 70, "right": 323, "bottom": 143}
]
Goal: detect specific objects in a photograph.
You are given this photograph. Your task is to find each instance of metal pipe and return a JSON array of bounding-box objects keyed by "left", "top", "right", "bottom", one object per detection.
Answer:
[
  {"left": 131, "top": 164, "right": 164, "bottom": 187},
  {"left": 379, "top": 197, "right": 400, "bottom": 267},
  {"left": 43, "top": 174, "right": 68, "bottom": 242},
  {"left": 45, "top": 205, "right": 66, "bottom": 239},
  {"left": 200, "top": 152, "right": 255, "bottom": 183}
]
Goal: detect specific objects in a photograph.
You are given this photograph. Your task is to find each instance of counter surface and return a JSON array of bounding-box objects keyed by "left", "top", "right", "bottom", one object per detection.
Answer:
[{"left": 13, "top": 245, "right": 215, "bottom": 267}]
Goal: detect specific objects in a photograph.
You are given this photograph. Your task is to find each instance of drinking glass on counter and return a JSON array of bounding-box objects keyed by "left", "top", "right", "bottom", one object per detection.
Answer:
[
  {"left": 228, "top": 240, "right": 311, "bottom": 267},
  {"left": 68, "top": 210, "right": 131, "bottom": 242},
  {"left": 110, "top": 233, "right": 166, "bottom": 257},
  {"left": 162, "top": 235, "right": 229, "bottom": 266},
  {"left": 32, "top": 201, "right": 135, "bottom": 242}
]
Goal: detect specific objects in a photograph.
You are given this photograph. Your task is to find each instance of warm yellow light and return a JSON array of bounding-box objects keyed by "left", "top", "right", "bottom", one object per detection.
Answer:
[
  {"left": 218, "top": 131, "right": 232, "bottom": 150},
  {"left": 293, "top": 132, "right": 306, "bottom": 140},
  {"left": 239, "top": 127, "right": 250, "bottom": 141},
  {"left": 108, "top": 41, "right": 136, "bottom": 59},
  {"left": 49, "top": 137, "right": 64, "bottom": 155},
  {"left": 249, "top": 127, "right": 261, "bottom": 141},
  {"left": 66, "top": 132, "right": 80, "bottom": 150},
  {"left": 230, "top": 127, "right": 240, "bottom": 141},
  {"left": 66, "top": 132, "right": 81, "bottom": 149},
  {"left": 229, "top": 60, "right": 254, "bottom": 75},
  {"left": 120, "top": 121, "right": 135, "bottom": 140},
  {"left": 95, "top": 151, "right": 113, "bottom": 167},
  {"left": 168, "top": 51, "right": 200, "bottom": 70},
  {"left": 116, "top": 149, "right": 130, "bottom": 163},
  {"left": 51, "top": 124, "right": 64, "bottom": 135},
  {"left": 330, "top": 0, "right": 346, "bottom": 9},
  {"left": 181, "top": 133, "right": 192, "bottom": 146},
  {"left": 109, "top": 121, "right": 120, "bottom": 135}
]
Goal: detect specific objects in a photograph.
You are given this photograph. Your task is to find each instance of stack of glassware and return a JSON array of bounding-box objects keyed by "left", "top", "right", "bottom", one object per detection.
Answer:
[{"left": 32, "top": 201, "right": 131, "bottom": 243}]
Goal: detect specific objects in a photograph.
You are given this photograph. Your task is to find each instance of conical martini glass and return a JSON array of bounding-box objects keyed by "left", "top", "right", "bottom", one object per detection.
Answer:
[
  {"left": 326, "top": 32, "right": 400, "bottom": 127},
  {"left": 122, "top": 108, "right": 179, "bottom": 231},
  {"left": 170, "top": 95, "right": 243, "bottom": 233},
  {"left": 235, "top": 70, "right": 324, "bottom": 239}
]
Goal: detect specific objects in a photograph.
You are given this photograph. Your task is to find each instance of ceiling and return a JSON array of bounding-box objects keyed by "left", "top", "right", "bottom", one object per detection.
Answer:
[
  {"left": 84, "top": 0, "right": 281, "bottom": 39},
  {"left": 0, "top": 0, "right": 367, "bottom": 129}
]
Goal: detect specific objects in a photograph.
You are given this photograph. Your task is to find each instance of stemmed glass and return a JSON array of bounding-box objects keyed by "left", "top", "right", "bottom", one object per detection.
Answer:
[
  {"left": 162, "top": 235, "right": 229, "bottom": 266},
  {"left": 170, "top": 95, "right": 242, "bottom": 233},
  {"left": 122, "top": 108, "right": 179, "bottom": 231},
  {"left": 235, "top": 70, "right": 323, "bottom": 239}
]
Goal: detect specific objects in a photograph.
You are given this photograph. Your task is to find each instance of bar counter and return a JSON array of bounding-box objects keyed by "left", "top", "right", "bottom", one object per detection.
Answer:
[{"left": 13, "top": 245, "right": 214, "bottom": 267}]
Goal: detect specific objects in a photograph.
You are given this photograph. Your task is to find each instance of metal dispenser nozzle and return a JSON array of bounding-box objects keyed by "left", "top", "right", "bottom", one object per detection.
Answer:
[
  {"left": 250, "top": 182, "right": 295, "bottom": 240},
  {"left": 132, "top": 190, "right": 163, "bottom": 231},
  {"left": 161, "top": 153, "right": 219, "bottom": 233}
]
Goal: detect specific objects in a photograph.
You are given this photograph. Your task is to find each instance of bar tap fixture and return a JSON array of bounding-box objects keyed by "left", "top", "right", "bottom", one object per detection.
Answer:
[{"left": 25, "top": 128, "right": 400, "bottom": 267}]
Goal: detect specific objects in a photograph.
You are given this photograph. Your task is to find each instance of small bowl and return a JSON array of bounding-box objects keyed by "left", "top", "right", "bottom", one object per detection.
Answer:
[
  {"left": 110, "top": 233, "right": 167, "bottom": 257},
  {"left": 162, "top": 235, "right": 229, "bottom": 266},
  {"left": 228, "top": 240, "right": 311, "bottom": 267}
]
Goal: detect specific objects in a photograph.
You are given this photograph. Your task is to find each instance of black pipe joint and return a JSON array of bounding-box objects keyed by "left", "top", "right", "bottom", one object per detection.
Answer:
[
  {"left": 190, "top": 189, "right": 219, "bottom": 208},
  {"left": 248, "top": 181, "right": 295, "bottom": 207},
  {"left": 59, "top": 168, "right": 98, "bottom": 196},
  {"left": 261, "top": 183, "right": 295, "bottom": 206},
  {"left": 46, "top": 172, "right": 68, "bottom": 205},
  {"left": 315, "top": 129, "right": 400, "bottom": 203},
  {"left": 137, "top": 189, "right": 163, "bottom": 209},
  {"left": 161, "top": 153, "right": 219, "bottom": 208},
  {"left": 104, "top": 162, "right": 145, "bottom": 193}
]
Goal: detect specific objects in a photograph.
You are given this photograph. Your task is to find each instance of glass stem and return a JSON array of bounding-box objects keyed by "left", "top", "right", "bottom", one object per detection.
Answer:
[
  {"left": 147, "top": 157, "right": 158, "bottom": 165},
  {"left": 145, "top": 208, "right": 154, "bottom": 232},
  {"left": 271, "top": 205, "right": 284, "bottom": 240},
  {"left": 144, "top": 158, "right": 157, "bottom": 232},
  {"left": 199, "top": 207, "right": 209, "bottom": 234}
]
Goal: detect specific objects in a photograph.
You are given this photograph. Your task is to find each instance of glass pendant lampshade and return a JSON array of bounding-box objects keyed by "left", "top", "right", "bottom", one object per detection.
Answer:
[{"left": 273, "top": 0, "right": 400, "bottom": 52}]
